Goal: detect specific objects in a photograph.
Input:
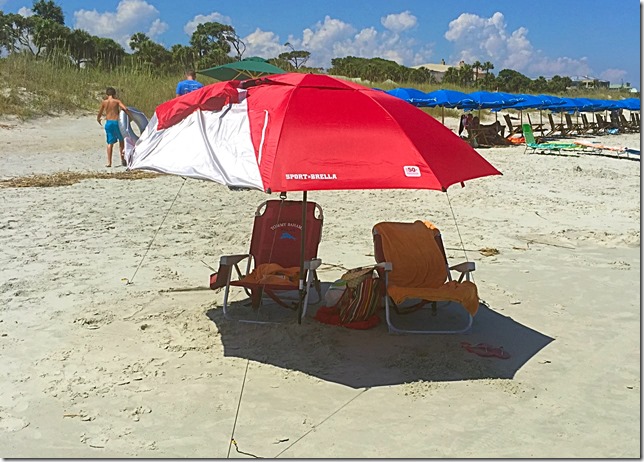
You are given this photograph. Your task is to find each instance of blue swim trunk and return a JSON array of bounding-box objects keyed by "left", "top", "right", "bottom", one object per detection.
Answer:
[{"left": 105, "top": 120, "right": 124, "bottom": 144}]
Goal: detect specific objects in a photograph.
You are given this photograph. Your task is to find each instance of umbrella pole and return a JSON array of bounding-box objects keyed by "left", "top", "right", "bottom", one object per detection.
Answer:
[
  {"left": 442, "top": 107, "right": 444, "bottom": 125},
  {"left": 297, "top": 191, "right": 308, "bottom": 324}
]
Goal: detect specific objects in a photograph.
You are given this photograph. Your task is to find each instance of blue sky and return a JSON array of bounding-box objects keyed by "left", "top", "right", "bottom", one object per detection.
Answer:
[{"left": 1, "top": 0, "right": 641, "bottom": 86}]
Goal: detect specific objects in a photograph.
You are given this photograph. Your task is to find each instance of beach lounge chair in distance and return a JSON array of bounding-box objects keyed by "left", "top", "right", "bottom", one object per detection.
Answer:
[
  {"left": 526, "top": 112, "right": 547, "bottom": 137},
  {"left": 632, "top": 112, "right": 640, "bottom": 131},
  {"left": 522, "top": 124, "right": 588, "bottom": 155},
  {"left": 581, "top": 113, "right": 600, "bottom": 135},
  {"left": 209, "top": 199, "right": 324, "bottom": 323},
  {"left": 503, "top": 114, "right": 524, "bottom": 136},
  {"left": 546, "top": 113, "right": 570, "bottom": 137},
  {"left": 564, "top": 113, "right": 587, "bottom": 136},
  {"left": 629, "top": 112, "right": 640, "bottom": 132},
  {"left": 619, "top": 113, "right": 637, "bottom": 133},
  {"left": 595, "top": 114, "right": 611, "bottom": 134},
  {"left": 372, "top": 221, "right": 479, "bottom": 334}
]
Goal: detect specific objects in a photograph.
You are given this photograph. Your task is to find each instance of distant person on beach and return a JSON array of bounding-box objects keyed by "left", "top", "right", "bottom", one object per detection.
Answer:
[
  {"left": 97, "top": 87, "right": 132, "bottom": 168},
  {"left": 176, "top": 70, "right": 204, "bottom": 97},
  {"left": 458, "top": 114, "right": 467, "bottom": 136}
]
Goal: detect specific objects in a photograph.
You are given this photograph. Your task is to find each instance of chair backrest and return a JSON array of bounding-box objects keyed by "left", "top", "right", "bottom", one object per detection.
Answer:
[
  {"left": 373, "top": 221, "right": 449, "bottom": 289},
  {"left": 503, "top": 114, "right": 514, "bottom": 132},
  {"left": 522, "top": 123, "right": 536, "bottom": 145},
  {"left": 596, "top": 113, "right": 608, "bottom": 128},
  {"left": 547, "top": 113, "right": 557, "bottom": 129},
  {"left": 564, "top": 112, "right": 574, "bottom": 128},
  {"left": 249, "top": 200, "right": 323, "bottom": 269}
]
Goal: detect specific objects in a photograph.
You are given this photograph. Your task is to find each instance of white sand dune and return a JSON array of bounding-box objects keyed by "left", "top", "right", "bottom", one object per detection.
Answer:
[{"left": 0, "top": 113, "right": 639, "bottom": 457}]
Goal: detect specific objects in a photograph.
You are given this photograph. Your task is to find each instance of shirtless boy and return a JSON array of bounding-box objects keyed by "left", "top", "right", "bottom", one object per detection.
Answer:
[{"left": 97, "top": 87, "right": 131, "bottom": 167}]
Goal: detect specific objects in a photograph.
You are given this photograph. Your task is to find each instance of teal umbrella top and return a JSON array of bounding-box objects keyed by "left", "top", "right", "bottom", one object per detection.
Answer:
[{"left": 198, "top": 57, "right": 286, "bottom": 81}]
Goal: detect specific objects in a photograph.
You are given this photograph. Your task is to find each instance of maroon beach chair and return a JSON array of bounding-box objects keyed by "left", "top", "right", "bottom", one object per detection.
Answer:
[{"left": 210, "top": 199, "right": 323, "bottom": 323}]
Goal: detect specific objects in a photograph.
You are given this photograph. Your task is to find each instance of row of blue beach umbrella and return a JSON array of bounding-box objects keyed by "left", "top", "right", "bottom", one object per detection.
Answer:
[{"left": 384, "top": 88, "right": 641, "bottom": 112}]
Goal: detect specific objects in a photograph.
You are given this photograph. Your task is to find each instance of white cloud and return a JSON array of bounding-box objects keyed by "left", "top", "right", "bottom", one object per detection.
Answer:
[
  {"left": 183, "top": 12, "right": 232, "bottom": 37},
  {"left": 600, "top": 68, "right": 628, "bottom": 84},
  {"left": 73, "top": 0, "right": 169, "bottom": 50},
  {"left": 381, "top": 11, "right": 417, "bottom": 33},
  {"left": 285, "top": 15, "right": 431, "bottom": 69},
  {"left": 243, "top": 28, "right": 288, "bottom": 59},
  {"left": 17, "top": 7, "right": 33, "bottom": 17},
  {"left": 444, "top": 12, "right": 594, "bottom": 78}
]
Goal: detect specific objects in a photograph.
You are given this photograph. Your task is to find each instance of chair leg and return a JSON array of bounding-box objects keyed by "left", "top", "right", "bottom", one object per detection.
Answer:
[{"left": 384, "top": 295, "right": 473, "bottom": 335}]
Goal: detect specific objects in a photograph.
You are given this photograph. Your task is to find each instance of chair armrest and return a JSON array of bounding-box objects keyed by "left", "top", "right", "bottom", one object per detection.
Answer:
[
  {"left": 449, "top": 261, "right": 475, "bottom": 273},
  {"left": 304, "top": 258, "right": 322, "bottom": 271},
  {"left": 375, "top": 261, "right": 393, "bottom": 272},
  {"left": 220, "top": 254, "right": 250, "bottom": 266}
]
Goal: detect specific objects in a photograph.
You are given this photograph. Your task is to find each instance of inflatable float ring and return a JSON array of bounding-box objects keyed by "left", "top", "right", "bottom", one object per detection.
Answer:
[{"left": 118, "top": 106, "right": 148, "bottom": 144}]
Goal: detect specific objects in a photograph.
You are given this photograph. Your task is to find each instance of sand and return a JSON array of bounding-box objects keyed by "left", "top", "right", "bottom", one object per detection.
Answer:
[{"left": 0, "top": 112, "right": 640, "bottom": 458}]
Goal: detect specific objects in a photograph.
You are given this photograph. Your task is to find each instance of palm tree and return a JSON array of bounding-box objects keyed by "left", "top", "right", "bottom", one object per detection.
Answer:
[
  {"left": 472, "top": 60, "right": 482, "bottom": 84},
  {"left": 482, "top": 61, "right": 494, "bottom": 77}
]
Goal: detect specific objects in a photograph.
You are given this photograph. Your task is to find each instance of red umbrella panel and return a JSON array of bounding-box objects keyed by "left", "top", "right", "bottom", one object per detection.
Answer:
[
  {"left": 129, "top": 73, "right": 501, "bottom": 192},
  {"left": 128, "top": 73, "right": 501, "bottom": 322}
]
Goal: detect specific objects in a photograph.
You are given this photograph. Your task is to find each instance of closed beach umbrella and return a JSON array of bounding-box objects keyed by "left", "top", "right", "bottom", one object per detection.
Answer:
[{"left": 198, "top": 56, "right": 286, "bottom": 81}]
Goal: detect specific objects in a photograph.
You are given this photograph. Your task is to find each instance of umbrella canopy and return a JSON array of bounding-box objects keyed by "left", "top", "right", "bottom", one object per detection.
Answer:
[
  {"left": 129, "top": 73, "right": 501, "bottom": 193},
  {"left": 198, "top": 56, "right": 286, "bottom": 81},
  {"left": 618, "top": 98, "right": 641, "bottom": 111},
  {"left": 462, "top": 91, "right": 524, "bottom": 110},
  {"left": 424, "top": 89, "right": 473, "bottom": 108},
  {"left": 384, "top": 87, "right": 433, "bottom": 106},
  {"left": 508, "top": 94, "right": 548, "bottom": 110},
  {"left": 543, "top": 96, "right": 577, "bottom": 112}
]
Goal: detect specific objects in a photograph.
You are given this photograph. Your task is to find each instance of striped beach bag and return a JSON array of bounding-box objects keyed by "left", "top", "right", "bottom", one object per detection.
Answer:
[{"left": 336, "top": 266, "right": 382, "bottom": 324}]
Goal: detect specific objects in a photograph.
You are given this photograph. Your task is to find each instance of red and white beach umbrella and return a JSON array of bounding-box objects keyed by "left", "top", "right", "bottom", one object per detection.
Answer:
[
  {"left": 128, "top": 73, "right": 501, "bottom": 192},
  {"left": 128, "top": 73, "right": 502, "bottom": 323}
]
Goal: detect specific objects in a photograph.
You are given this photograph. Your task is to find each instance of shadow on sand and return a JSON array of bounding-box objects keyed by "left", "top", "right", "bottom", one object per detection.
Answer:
[{"left": 205, "top": 299, "right": 554, "bottom": 389}]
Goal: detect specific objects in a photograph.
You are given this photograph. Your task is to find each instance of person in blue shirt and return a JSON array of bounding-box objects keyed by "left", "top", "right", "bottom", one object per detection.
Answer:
[{"left": 175, "top": 70, "right": 204, "bottom": 97}]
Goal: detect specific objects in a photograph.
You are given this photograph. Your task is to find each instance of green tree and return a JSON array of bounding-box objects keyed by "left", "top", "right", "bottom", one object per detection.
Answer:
[
  {"left": 442, "top": 66, "right": 461, "bottom": 85},
  {"left": 189, "top": 22, "right": 236, "bottom": 68},
  {"left": 0, "top": 12, "right": 14, "bottom": 53},
  {"left": 67, "top": 28, "right": 95, "bottom": 68},
  {"left": 530, "top": 76, "right": 549, "bottom": 93},
  {"left": 458, "top": 63, "right": 474, "bottom": 87},
  {"left": 546, "top": 75, "right": 572, "bottom": 93},
  {"left": 225, "top": 29, "right": 246, "bottom": 60},
  {"left": 3, "top": 13, "right": 37, "bottom": 55},
  {"left": 94, "top": 36, "right": 125, "bottom": 70},
  {"left": 279, "top": 42, "right": 310, "bottom": 70},
  {"left": 32, "top": 0, "right": 64, "bottom": 24},
  {"left": 481, "top": 61, "right": 494, "bottom": 76},
  {"left": 171, "top": 44, "right": 198, "bottom": 71},
  {"left": 472, "top": 60, "right": 482, "bottom": 83},
  {"left": 129, "top": 32, "right": 172, "bottom": 69},
  {"left": 495, "top": 68, "right": 532, "bottom": 92}
]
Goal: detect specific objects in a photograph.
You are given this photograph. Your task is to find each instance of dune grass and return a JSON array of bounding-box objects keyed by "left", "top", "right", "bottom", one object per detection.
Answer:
[
  {"left": 0, "top": 54, "right": 203, "bottom": 118},
  {"left": 0, "top": 53, "right": 623, "bottom": 123}
]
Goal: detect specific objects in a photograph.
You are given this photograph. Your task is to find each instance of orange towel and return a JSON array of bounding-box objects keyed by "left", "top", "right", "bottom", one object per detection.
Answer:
[
  {"left": 376, "top": 221, "right": 479, "bottom": 316},
  {"left": 240, "top": 263, "right": 300, "bottom": 286}
]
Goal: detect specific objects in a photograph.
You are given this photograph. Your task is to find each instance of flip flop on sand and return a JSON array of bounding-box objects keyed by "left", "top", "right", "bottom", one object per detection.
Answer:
[{"left": 461, "top": 342, "right": 510, "bottom": 359}]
